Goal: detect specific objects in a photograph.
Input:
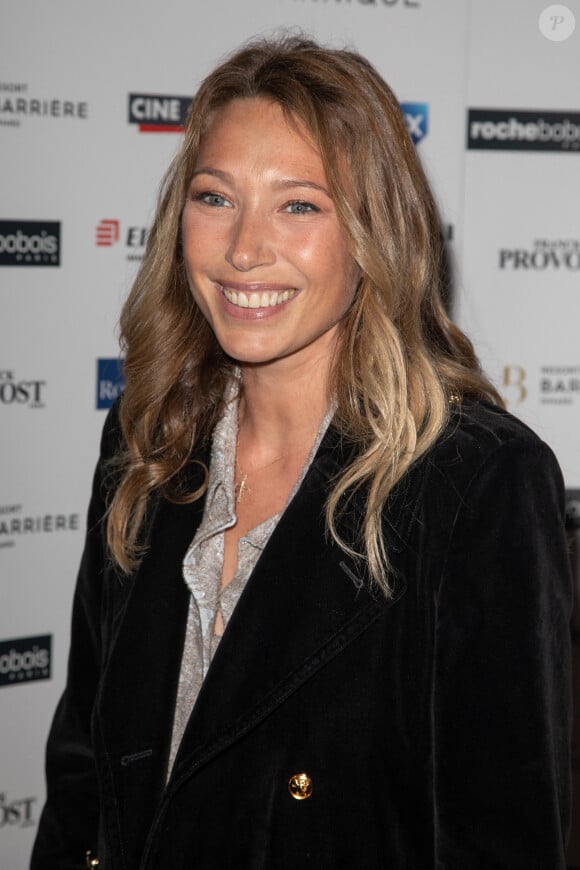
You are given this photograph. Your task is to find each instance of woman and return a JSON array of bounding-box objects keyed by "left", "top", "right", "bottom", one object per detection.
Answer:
[{"left": 32, "top": 36, "right": 572, "bottom": 869}]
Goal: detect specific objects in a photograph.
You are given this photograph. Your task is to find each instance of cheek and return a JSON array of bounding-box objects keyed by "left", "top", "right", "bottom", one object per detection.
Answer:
[
  {"left": 182, "top": 209, "right": 227, "bottom": 268},
  {"left": 289, "top": 226, "right": 348, "bottom": 281},
  {"left": 180, "top": 234, "right": 211, "bottom": 312},
  {"left": 182, "top": 216, "right": 205, "bottom": 271},
  {"left": 188, "top": 279, "right": 217, "bottom": 334},
  {"left": 311, "top": 232, "right": 357, "bottom": 298}
]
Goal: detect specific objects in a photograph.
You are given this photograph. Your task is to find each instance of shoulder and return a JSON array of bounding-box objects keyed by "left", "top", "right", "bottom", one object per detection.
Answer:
[
  {"left": 428, "top": 398, "right": 560, "bottom": 486},
  {"left": 436, "top": 397, "right": 564, "bottom": 491},
  {"left": 387, "top": 399, "right": 565, "bottom": 553},
  {"left": 420, "top": 399, "right": 565, "bottom": 531},
  {"left": 440, "top": 396, "right": 544, "bottom": 456}
]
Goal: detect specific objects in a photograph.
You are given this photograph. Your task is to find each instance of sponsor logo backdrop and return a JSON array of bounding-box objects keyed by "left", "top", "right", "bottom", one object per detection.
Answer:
[{"left": 1, "top": 0, "right": 578, "bottom": 866}]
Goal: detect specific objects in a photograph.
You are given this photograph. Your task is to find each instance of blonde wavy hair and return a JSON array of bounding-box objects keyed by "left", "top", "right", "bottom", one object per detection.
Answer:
[{"left": 107, "top": 34, "right": 502, "bottom": 594}]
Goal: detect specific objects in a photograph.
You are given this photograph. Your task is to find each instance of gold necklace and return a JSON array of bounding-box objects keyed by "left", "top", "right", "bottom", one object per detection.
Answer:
[{"left": 234, "top": 439, "right": 289, "bottom": 503}]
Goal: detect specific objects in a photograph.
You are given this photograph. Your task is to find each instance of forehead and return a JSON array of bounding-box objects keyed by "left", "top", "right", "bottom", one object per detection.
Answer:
[{"left": 195, "top": 97, "right": 323, "bottom": 172}]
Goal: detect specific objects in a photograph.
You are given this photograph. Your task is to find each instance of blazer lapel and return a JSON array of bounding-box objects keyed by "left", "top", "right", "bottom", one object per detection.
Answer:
[
  {"left": 168, "top": 429, "right": 411, "bottom": 784},
  {"left": 96, "top": 425, "right": 423, "bottom": 817}
]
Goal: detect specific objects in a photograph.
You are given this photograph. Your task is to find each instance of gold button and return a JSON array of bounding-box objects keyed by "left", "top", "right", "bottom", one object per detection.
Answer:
[
  {"left": 288, "top": 772, "right": 313, "bottom": 800},
  {"left": 86, "top": 850, "right": 100, "bottom": 867}
]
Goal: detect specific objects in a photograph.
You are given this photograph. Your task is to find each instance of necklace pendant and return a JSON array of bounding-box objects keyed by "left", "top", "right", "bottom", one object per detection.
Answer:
[{"left": 235, "top": 474, "right": 251, "bottom": 503}]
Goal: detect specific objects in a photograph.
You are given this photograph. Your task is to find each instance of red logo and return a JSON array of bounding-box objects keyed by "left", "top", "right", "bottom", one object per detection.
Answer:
[{"left": 95, "top": 219, "right": 120, "bottom": 247}]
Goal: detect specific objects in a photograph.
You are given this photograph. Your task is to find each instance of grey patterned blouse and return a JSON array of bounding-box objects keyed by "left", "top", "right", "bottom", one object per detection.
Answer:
[{"left": 168, "top": 381, "right": 333, "bottom": 775}]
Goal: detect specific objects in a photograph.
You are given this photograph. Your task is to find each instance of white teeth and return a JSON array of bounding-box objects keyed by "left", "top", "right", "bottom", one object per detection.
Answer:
[{"left": 222, "top": 286, "right": 296, "bottom": 308}]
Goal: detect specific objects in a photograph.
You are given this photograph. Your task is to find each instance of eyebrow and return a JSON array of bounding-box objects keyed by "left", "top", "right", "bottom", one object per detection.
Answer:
[
  {"left": 275, "top": 178, "right": 331, "bottom": 197},
  {"left": 191, "top": 167, "right": 331, "bottom": 197}
]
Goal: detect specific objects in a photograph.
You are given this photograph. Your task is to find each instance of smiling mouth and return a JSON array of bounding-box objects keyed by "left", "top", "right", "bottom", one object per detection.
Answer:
[{"left": 221, "top": 286, "right": 297, "bottom": 309}]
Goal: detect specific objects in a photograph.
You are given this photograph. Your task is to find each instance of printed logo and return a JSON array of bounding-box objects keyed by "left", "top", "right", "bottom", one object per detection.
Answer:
[
  {"left": 0, "top": 370, "right": 46, "bottom": 407},
  {"left": 502, "top": 365, "right": 527, "bottom": 406},
  {"left": 0, "top": 792, "right": 37, "bottom": 829},
  {"left": 467, "top": 109, "right": 580, "bottom": 151},
  {"left": 501, "top": 363, "right": 580, "bottom": 407},
  {"left": 95, "top": 220, "right": 148, "bottom": 261},
  {"left": 96, "top": 219, "right": 120, "bottom": 247},
  {"left": 97, "top": 358, "right": 125, "bottom": 409},
  {"left": 0, "top": 635, "right": 51, "bottom": 687},
  {"left": 539, "top": 5, "right": 576, "bottom": 42},
  {"left": 0, "top": 220, "right": 61, "bottom": 266},
  {"left": 401, "top": 102, "right": 429, "bottom": 145},
  {"left": 0, "top": 504, "right": 80, "bottom": 550},
  {"left": 0, "top": 82, "right": 88, "bottom": 129},
  {"left": 540, "top": 364, "right": 580, "bottom": 405},
  {"left": 125, "top": 226, "right": 149, "bottom": 258},
  {"left": 128, "top": 93, "right": 190, "bottom": 132},
  {"left": 499, "top": 239, "right": 580, "bottom": 270}
]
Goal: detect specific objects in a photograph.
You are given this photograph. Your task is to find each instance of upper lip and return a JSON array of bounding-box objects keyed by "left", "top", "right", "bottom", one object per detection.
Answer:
[{"left": 216, "top": 281, "right": 298, "bottom": 293}]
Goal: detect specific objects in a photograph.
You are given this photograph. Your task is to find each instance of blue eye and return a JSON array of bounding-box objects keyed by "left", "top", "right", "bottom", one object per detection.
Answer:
[
  {"left": 194, "top": 192, "right": 232, "bottom": 207},
  {"left": 284, "top": 200, "right": 319, "bottom": 215}
]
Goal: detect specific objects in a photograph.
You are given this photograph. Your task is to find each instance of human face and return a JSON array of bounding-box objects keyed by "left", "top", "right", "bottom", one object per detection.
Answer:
[{"left": 181, "top": 97, "right": 358, "bottom": 373}]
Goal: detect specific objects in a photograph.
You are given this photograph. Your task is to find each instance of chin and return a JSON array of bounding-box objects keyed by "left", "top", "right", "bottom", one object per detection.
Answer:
[{"left": 216, "top": 340, "right": 281, "bottom": 367}]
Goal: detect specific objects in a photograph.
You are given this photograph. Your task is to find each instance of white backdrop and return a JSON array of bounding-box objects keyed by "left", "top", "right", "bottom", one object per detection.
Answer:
[{"left": 1, "top": 1, "right": 578, "bottom": 866}]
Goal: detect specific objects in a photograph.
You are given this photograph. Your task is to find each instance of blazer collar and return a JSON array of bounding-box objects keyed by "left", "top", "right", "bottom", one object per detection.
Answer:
[
  {"left": 97, "top": 424, "right": 423, "bottom": 801},
  {"left": 167, "top": 425, "right": 420, "bottom": 784}
]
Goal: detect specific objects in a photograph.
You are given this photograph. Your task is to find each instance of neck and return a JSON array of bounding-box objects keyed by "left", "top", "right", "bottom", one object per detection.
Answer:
[{"left": 238, "top": 354, "right": 333, "bottom": 461}]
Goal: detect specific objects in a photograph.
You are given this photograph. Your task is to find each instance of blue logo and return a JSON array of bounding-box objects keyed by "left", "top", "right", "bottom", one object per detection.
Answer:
[
  {"left": 96, "top": 358, "right": 125, "bottom": 410},
  {"left": 400, "top": 102, "right": 429, "bottom": 145}
]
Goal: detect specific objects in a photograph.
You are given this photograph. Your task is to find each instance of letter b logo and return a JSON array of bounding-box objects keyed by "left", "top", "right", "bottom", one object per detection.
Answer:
[{"left": 502, "top": 365, "right": 527, "bottom": 405}]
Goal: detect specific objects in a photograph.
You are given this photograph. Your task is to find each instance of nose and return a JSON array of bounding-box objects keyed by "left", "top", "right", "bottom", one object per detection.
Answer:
[{"left": 225, "top": 206, "right": 276, "bottom": 272}]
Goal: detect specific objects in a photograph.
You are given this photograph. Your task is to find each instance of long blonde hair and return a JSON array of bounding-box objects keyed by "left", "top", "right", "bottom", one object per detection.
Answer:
[{"left": 107, "top": 34, "right": 502, "bottom": 594}]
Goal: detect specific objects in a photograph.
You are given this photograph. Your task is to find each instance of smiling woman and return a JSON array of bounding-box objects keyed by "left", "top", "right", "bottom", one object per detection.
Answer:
[
  {"left": 182, "top": 98, "right": 357, "bottom": 367},
  {"left": 32, "top": 34, "right": 572, "bottom": 870}
]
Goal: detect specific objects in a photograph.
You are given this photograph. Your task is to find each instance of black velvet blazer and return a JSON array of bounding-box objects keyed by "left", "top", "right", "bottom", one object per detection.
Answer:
[{"left": 32, "top": 400, "right": 573, "bottom": 870}]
